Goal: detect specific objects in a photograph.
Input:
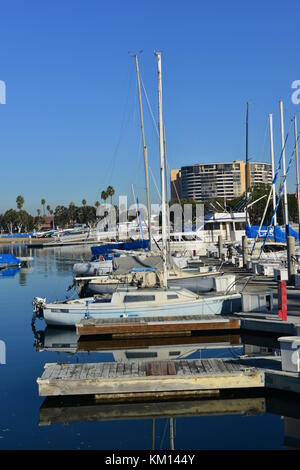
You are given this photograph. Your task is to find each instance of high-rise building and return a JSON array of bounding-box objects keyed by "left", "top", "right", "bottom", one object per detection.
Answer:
[
  {"left": 170, "top": 169, "right": 182, "bottom": 201},
  {"left": 171, "top": 160, "right": 272, "bottom": 202}
]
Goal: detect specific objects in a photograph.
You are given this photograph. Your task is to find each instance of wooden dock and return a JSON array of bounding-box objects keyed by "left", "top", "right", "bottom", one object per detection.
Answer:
[
  {"left": 76, "top": 315, "right": 241, "bottom": 338},
  {"left": 37, "top": 358, "right": 264, "bottom": 399}
]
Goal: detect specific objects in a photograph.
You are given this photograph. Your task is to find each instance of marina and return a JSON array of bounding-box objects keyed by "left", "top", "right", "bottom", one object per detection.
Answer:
[
  {"left": 1, "top": 1, "right": 300, "bottom": 455},
  {"left": 1, "top": 243, "right": 300, "bottom": 450}
]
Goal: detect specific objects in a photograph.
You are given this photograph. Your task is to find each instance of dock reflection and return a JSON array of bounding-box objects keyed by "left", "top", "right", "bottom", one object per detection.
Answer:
[
  {"left": 34, "top": 325, "right": 242, "bottom": 360},
  {"left": 34, "top": 326, "right": 300, "bottom": 449}
]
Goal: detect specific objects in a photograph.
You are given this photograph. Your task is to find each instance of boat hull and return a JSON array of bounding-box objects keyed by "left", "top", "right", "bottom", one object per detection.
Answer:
[{"left": 43, "top": 293, "right": 241, "bottom": 326}]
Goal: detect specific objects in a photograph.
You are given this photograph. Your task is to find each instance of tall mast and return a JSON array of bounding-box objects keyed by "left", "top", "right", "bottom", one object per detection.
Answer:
[
  {"left": 279, "top": 100, "right": 289, "bottom": 233},
  {"left": 134, "top": 54, "right": 152, "bottom": 250},
  {"left": 269, "top": 113, "right": 277, "bottom": 226},
  {"left": 155, "top": 51, "right": 168, "bottom": 288},
  {"left": 294, "top": 114, "right": 300, "bottom": 238},
  {"left": 163, "top": 124, "right": 170, "bottom": 250},
  {"left": 245, "top": 102, "right": 249, "bottom": 226}
]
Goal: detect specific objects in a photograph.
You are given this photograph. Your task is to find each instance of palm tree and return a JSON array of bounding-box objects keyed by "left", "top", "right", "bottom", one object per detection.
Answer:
[
  {"left": 101, "top": 190, "right": 108, "bottom": 202},
  {"left": 16, "top": 195, "right": 24, "bottom": 211},
  {"left": 82, "top": 199, "right": 87, "bottom": 207},
  {"left": 106, "top": 186, "right": 115, "bottom": 204},
  {"left": 46, "top": 205, "right": 51, "bottom": 214},
  {"left": 37, "top": 209, "right": 41, "bottom": 217},
  {"left": 95, "top": 201, "right": 100, "bottom": 208},
  {"left": 41, "top": 198, "right": 46, "bottom": 216}
]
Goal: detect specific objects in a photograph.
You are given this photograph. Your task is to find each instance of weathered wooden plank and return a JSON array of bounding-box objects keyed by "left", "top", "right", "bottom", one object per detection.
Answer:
[{"left": 38, "top": 370, "right": 264, "bottom": 397}]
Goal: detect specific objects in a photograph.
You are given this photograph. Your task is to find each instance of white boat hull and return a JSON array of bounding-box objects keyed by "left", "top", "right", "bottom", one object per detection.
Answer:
[{"left": 43, "top": 293, "right": 241, "bottom": 326}]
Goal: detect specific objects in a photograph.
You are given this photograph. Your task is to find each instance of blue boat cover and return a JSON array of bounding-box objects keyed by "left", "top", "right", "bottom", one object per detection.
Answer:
[
  {"left": 246, "top": 224, "right": 300, "bottom": 242},
  {"left": 0, "top": 254, "right": 22, "bottom": 266},
  {"left": 2, "top": 233, "right": 33, "bottom": 238},
  {"left": 91, "top": 239, "right": 150, "bottom": 261}
]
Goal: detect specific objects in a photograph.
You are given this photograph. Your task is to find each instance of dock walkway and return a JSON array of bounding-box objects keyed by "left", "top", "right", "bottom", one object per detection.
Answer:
[{"left": 37, "top": 358, "right": 264, "bottom": 399}]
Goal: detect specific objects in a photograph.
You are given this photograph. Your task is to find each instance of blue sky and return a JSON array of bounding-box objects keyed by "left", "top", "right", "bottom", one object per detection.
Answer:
[{"left": 0, "top": 0, "right": 299, "bottom": 214}]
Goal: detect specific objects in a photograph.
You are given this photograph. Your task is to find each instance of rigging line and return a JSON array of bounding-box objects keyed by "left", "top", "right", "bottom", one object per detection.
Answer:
[
  {"left": 259, "top": 116, "right": 269, "bottom": 163},
  {"left": 259, "top": 129, "right": 300, "bottom": 258},
  {"left": 141, "top": 73, "right": 182, "bottom": 206},
  {"left": 131, "top": 134, "right": 144, "bottom": 196},
  {"left": 104, "top": 65, "right": 135, "bottom": 189},
  {"left": 149, "top": 164, "right": 162, "bottom": 201},
  {"left": 140, "top": 75, "right": 159, "bottom": 136}
]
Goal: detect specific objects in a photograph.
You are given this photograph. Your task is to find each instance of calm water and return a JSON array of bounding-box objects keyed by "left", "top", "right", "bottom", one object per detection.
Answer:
[{"left": 0, "top": 244, "right": 295, "bottom": 450}]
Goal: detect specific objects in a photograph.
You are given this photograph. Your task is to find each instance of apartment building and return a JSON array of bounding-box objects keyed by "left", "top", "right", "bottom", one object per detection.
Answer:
[{"left": 171, "top": 161, "right": 272, "bottom": 202}]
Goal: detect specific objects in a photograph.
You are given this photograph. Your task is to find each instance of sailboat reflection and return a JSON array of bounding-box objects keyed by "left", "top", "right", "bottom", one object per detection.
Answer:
[{"left": 34, "top": 325, "right": 242, "bottom": 361}]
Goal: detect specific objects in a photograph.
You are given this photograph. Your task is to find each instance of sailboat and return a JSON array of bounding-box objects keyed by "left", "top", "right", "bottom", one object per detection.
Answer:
[{"left": 33, "top": 52, "right": 241, "bottom": 326}]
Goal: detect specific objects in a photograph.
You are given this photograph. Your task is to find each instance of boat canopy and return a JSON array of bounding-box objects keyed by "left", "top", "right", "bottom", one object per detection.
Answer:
[
  {"left": 91, "top": 239, "right": 150, "bottom": 260},
  {"left": 246, "top": 224, "right": 300, "bottom": 242}
]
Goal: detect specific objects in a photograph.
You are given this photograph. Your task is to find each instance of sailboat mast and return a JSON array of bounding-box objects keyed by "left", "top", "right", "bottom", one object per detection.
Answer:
[
  {"left": 269, "top": 113, "right": 277, "bottom": 226},
  {"left": 279, "top": 100, "right": 289, "bottom": 233},
  {"left": 294, "top": 114, "right": 300, "bottom": 238},
  {"left": 155, "top": 51, "right": 168, "bottom": 288},
  {"left": 134, "top": 54, "right": 152, "bottom": 250},
  {"left": 245, "top": 102, "right": 249, "bottom": 226}
]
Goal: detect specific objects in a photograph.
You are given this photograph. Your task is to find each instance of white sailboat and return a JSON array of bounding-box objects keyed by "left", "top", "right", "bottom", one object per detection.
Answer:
[{"left": 33, "top": 52, "right": 241, "bottom": 326}]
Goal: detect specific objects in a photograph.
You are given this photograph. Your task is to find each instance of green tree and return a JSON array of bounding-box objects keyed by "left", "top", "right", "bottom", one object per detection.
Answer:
[
  {"left": 37, "top": 208, "right": 41, "bottom": 217},
  {"left": 46, "top": 205, "right": 51, "bottom": 214},
  {"left": 106, "top": 186, "right": 115, "bottom": 204},
  {"left": 16, "top": 195, "right": 24, "bottom": 211},
  {"left": 76, "top": 205, "right": 97, "bottom": 227},
  {"left": 95, "top": 200, "right": 100, "bottom": 208},
  {"left": 54, "top": 205, "right": 69, "bottom": 228},
  {"left": 101, "top": 190, "right": 108, "bottom": 202},
  {"left": 82, "top": 199, "right": 87, "bottom": 207},
  {"left": 68, "top": 202, "right": 77, "bottom": 225},
  {"left": 41, "top": 198, "right": 46, "bottom": 216}
]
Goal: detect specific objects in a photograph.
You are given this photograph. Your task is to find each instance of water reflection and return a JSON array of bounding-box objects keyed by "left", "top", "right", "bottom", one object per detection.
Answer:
[
  {"left": 33, "top": 326, "right": 242, "bottom": 360},
  {"left": 0, "top": 267, "right": 20, "bottom": 277},
  {"left": 38, "top": 392, "right": 300, "bottom": 450}
]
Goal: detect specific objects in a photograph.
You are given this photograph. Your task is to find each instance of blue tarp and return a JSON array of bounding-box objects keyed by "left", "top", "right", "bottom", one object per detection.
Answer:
[
  {"left": 91, "top": 239, "right": 150, "bottom": 261},
  {"left": 0, "top": 254, "right": 22, "bottom": 267},
  {"left": 1, "top": 233, "right": 33, "bottom": 238},
  {"left": 246, "top": 224, "right": 300, "bottom": 243}
]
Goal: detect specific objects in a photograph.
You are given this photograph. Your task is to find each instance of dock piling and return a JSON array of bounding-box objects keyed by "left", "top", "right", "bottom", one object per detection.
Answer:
[
  {"left": 218, "top": 235, "right": 223, "bottom": 260},
  {"left": 242, "top": 235, "right": 248, "bottom": 267},
  {"left": 287, "top": 236, "right": 296, "bottom": 285},
  {"left": 277, "top": 280, "right": 287, "bottom": 321}
]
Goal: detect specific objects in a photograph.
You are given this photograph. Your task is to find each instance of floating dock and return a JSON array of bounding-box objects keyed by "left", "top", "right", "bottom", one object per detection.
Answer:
[
  {"left": 37, "top": 355, "right": 300, "bottom": 402},
  {"left": 76, "top": 315, "right": 241, "bottom": 338},
  {"left": 37, "top": 358, "right": 264, "bottom": 399}
]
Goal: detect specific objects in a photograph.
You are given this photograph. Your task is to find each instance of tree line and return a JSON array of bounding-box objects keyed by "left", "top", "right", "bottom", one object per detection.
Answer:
[{"left": 0, "top": 190, "right": 115, "bottom": 233}]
